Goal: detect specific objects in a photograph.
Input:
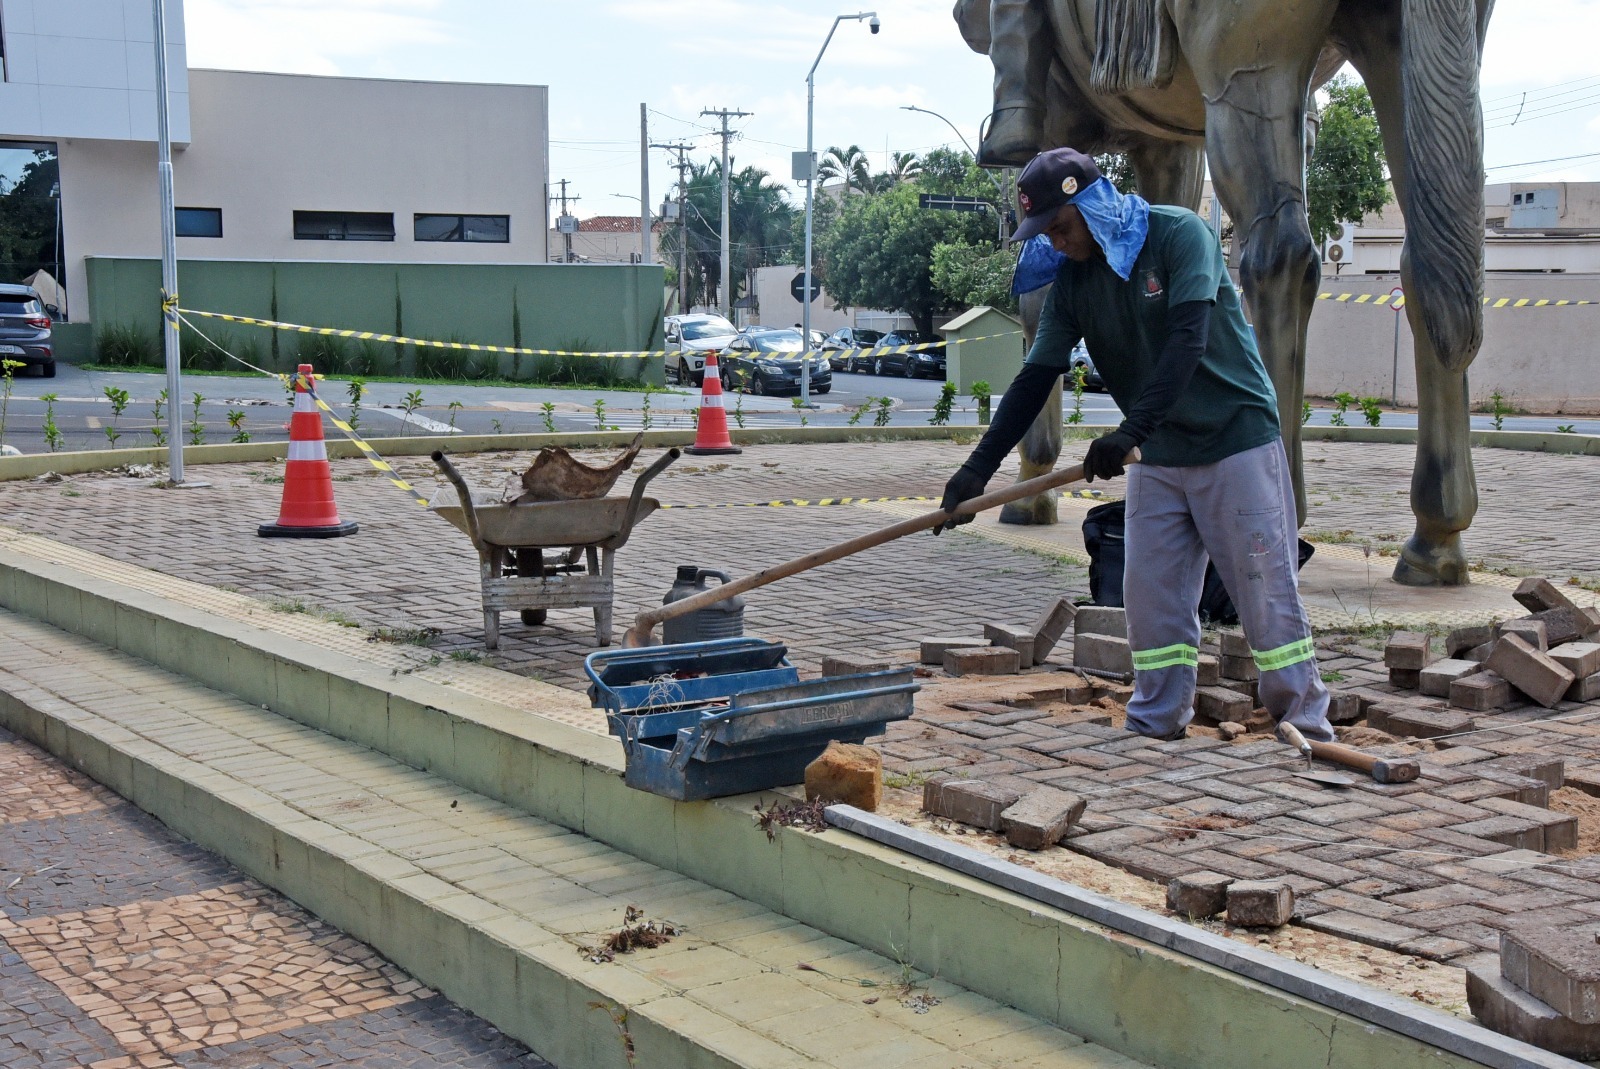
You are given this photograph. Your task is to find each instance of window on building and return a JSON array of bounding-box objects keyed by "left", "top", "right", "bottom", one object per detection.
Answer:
[
  {"left": 175, "top": 207, "right": 223, "bottom": 238},
  {"left": 293, "top": 211, "right": 395, "bottom": 242},
  {"left": 414, "top": 214, "right": 510, "bottom": 243}
]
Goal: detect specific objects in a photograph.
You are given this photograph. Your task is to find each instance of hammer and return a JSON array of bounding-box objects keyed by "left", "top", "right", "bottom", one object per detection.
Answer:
[{"left": 1278, "top": 723, "right": 1421, "bottom": 784}]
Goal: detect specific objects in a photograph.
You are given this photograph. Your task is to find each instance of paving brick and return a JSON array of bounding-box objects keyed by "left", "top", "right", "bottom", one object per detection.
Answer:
[
  {"left": 1465, "top": 955, "right": 1600, "bottom": 1059},
  {"left": 1388, "top": 668, "right": 1422, "bottom": 690},
  {"left": 805, "top": 741, "right": 882, "bottom": 811},
  {"left": 1451, "top": 816, "right": 1547, "bottom": 852},
  {"left": 1384, "top": 631, "right": 1433, "bottom": 671},
  {"left": 943, "top": 646, "right": 1021, "bottom": 677},
  {"left": 1225, "top": 880, "right": 1294, "bottom": 928},
  {"left": 1195, "top": 652, "right": 1221, "bottom": 687},
  {"left": 1463, "top": 641, "right": 1496, "bottom": 663},
  {"left": 1497, "top": 619, "right": 1549, "bottom": 652},
  {"left": 1476, "top": 797, "right": 1580, "bottom": 852},
  {"left": 1469, "top": 767, "right": 1551, "bottom": 807},
  {"left": 1220, "top": 654, "right": 1259, "bottom": 681},
  {"left": 1218, "top": 630, "right": 1251, "bottom": 658},
  {"left": 1482, "top": 754, "right": 1566, "bottom": 793},
  {"left": 983, "top": 623, "right": 1038, "bottom": 669},
  {"left": 1325, "top": 691, "right": 1363, "bottom": 724},
  {"left": 1030, "top": 597, "right": 1076, "bottom": 661},
  {"left": 1514, "top": 576, "right": 1582, "bottom": 615},
  {"left": 1194, "top": 686, "right": 1252, "bottom": 723},
  {"left": 920, "top": 636, "right": 988, "bottom": 665},
  {"left": 1072, "top": 633, "right": 1133, "bottom": 675},
  {"left": 999, "top": 787, "right": 1086, "bottom": 850},
  {"left": 1419, "top": 658, "right": 1482, "bottom": 697},
  {"left": 1382, "top": 706, "right": 1476, "bottom": 740},
  {"left": 1486, "top": 633, "right": 1576, "bottom": 708},
  {"left": 1569, "top": 672, "right": 1600, "bottom": 702},
  {"left": 1073, "top": 605, "right": 1126, "bottom": 639},
  {"left": 1551, "top": 641, "right": 1600, "bottom": 680},
  {"left": 1500, "top": 925, "right": 1600, "bottom": 1024},
  {"left": 920, "top": 775, "right": 1022, "bottom": 830},
  {"left": 1530, "top": 606, "right": 1598, "bottom": 647},
  {"left": 1397, "top": 935, "right": 1477, "bottom": 961},
  {"left": 820, "top": 654, "right": 901, "bottom": 677},
  {"left": 1450, "top": 671, "right": 1514, "bottom": 712},
  {"left": 1446, "top": 624, "right": 1496, "bottom": 659}
]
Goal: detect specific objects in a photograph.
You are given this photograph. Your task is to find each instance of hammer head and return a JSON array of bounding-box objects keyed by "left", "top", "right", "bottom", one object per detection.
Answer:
[{"left": 1372, "top": 756, "right": 1421, "bottom": 784}]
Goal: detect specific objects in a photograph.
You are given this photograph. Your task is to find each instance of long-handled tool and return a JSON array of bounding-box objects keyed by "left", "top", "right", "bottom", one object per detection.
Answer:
[
  {"left": 1279, "top": 722, "right": 1421, "bottom": 785},
  {"left": 622, "top": 450, "right": 1137, "bottom": 648}
]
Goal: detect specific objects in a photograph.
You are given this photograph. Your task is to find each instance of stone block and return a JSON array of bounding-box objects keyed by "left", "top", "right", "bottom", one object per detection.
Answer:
[
  {"left": 1570, "top": 672, "right": 1600, "bottom": 703},
  {"left": 1450, "top": 671, "right": 1513, "bottom": 712},
  {"left": 1514, "top": 576, "right": 1581, "bottom": 615},
  {"left": 1194, "top": 686, "right": 1252, "bottom": 723},
  {"left": 921, "top": 775, "right": 1022, "bottom": 831},
  {"left": 1388, "top": 667, "right": 1422, "bottom": 690},
  {"left": 1167, "top": 870, "right": 1232, "bottom": 919},
  {"left": 1385, "top": 631, "right": 1434, "bottom": 670},
  {"left": 1326, "top": 692, "right": 1363, "bottom": 724},
  {"left": 1239, "top": 706, "right": 1276, "bottom": 734},
  {"left": 1074, "top": 633, "right": 1133, "bottom": 675},
  {"left": 1586, "top": 607, "right": 1600, "bottom": 635},
  {"left": 1218, "top": 722, "right": 1247, "bottom": 741},
  {"left": 1551, "top": 642, "right": 1600, "bottom": 681},
  {"left": 1447, "top": 624, "right": 1495, "bottom": 659},
  {"left": 1195, "top": 652, "right": 1221, "bottom": 687},
  {"left": 804, "top": 741, "right": 882, "bottom": 811},
  {"left": 1218, "top": 630, "right": 1252, "bottom": 658},
  {"left": 1529, "top": 607, "right": 1594, "bottom": 648},
  {"left": 1383, "top": 706, "right": 1476, "bottom": 740},
  {"left": 821, "top": 654, "right": 900, "bottom": 677},
  {"left": 1220, "top": 654, "right": 1259, "bottom": 681},
  {"left": 984, "top": 623, "right": 1037, "bottom": 670},
  {"left": 1220, "top": 678, "right": 1259, "bottom": 704},
  {"left": 1226, "top": 880, "right": 1294, "bottom": 928},
  {"left": 943, "top": 646, "right": 1021, "bottom": 677},
  {"left": 1486, "top": 633, "right": 1576, "bottom": 709},
  {"left": 1567, "top": 767, "right": 1600, "bottom": 798},
  {"left": 1465, "top": 956, "right": 1600, "bottom": 1059},
  {"left": 1074, "top": 605, "right": 1127, "bottom": 639},
  {"left": 921, "top": 636, "right": 987, "bottom": 665},
  {"left": 1419, "top": 658, "right": 1483, "bottom": 697},
  {"left": 1463, "top": 641, "right": 1496, "bottom": 664},
  {"left": 1031, "top": 597, "right": 1077, "bottom": 661},
  {"left": 999, "top": 787, "right": 1086, "bottom": 850},
  {"left": 1497, "top": 619, "right": 1548, "bottom": 653}
]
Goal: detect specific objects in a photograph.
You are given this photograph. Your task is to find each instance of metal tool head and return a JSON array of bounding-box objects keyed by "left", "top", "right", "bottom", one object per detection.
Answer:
[
  {"left": 1295, "top": 769, "right": 1357, "bottom": 788},
  {"left": 1371, "top": 756, "right": 1422, "bottom": 784}
]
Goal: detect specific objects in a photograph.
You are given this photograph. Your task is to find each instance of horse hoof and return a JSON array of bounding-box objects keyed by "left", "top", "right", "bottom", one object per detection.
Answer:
[
  {"left": 1391, "top": 534, "right": 1470, "bottom": 587},
  {"left": 978, "top": 109, "right": 1043, "bottom": 169}
]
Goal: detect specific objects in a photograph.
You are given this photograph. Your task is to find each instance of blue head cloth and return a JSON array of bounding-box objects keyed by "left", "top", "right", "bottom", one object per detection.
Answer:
[
  {"left": 1012, "top": 234, "right": 1065, "bottom": 296},
  {"left": 1068, "top": 177, "right": 1150, "bottom": 281}
]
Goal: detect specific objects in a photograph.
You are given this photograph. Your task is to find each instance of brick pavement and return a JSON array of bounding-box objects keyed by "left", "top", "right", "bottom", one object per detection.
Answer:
[{"left": 0, "top": 726, "right": 550, "bottom": 1069}]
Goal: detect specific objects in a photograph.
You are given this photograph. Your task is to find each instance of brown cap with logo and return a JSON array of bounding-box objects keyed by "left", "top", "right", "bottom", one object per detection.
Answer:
[{"left": 1010, "top": 147, "right": 1102, "bottom": 243}]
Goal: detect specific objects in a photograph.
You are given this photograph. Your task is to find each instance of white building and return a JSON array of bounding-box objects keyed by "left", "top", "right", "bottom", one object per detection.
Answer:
[{"left": 0, "top": 0, "right": 551, "bottom": 320}]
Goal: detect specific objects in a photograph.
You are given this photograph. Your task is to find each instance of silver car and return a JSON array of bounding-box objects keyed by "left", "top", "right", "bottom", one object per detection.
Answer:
[
  {"left": 663, "top": 313, "right": 738, "bottom": 386},
  {"left": 0, "top": 284, "right": 53, "bottom": 378}
]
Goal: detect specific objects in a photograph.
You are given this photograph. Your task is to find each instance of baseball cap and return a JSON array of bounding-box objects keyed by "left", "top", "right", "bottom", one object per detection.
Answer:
[{"left": 1009, "top": 147, "right": 1102, "bottom": 244}]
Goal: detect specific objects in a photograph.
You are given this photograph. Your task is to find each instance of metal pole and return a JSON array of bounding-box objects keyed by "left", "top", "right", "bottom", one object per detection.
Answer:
[
  {"left": 152, "top": 0, "right": 183, "bottom": 482},
  {"left": 719, "top": 124, "right": 730, "bottom": 319},
  {"left": 899, "top": 104, "right": 1007, "bottom": 241},
  {"left": 1390, "top": 286, "right": 1404, "bottom": 405},
  {"left": 638, "top": 104, "right": 652, "bottom": 265}
]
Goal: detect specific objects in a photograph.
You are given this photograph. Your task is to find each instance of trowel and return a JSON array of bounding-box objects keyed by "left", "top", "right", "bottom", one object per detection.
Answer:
[{"left": 1278, "top": 722, "right": 1358, "bottom": 787}]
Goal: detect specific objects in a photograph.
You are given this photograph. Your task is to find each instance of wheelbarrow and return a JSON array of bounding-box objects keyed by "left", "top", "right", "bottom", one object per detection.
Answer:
[{"left": 431, "top": 448, "right": 678, "bottom": 648}]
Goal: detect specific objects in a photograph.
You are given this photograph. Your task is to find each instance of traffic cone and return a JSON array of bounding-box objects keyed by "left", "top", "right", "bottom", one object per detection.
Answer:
[
  {"left": 683, "top": 349, "right": 742, "bottom": 456},
  {"left": 259, "top": 364, "right": 359, "bottom": 538}
]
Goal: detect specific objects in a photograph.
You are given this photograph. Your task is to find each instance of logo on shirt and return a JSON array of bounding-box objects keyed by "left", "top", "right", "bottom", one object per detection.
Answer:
[{"left": 1141, "top": 269, "right": 1165, "bottom": 300}]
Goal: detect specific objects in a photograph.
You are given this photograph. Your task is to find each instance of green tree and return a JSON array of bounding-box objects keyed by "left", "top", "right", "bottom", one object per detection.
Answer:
[
  {"left": 931, "top": 243, "right": 1018, "bottom": 314},
  {"left": 1307, "top": 76, "right": 1391, "bottom": 245},
  {"left": 0, "top": 148, "right": 60, "bottom": 286},
  {"left": 818, "top": 145, "right": 871, "bottom": 194},
  {"left": 657, "top": 159, "right": 798, "bottom": 309}
]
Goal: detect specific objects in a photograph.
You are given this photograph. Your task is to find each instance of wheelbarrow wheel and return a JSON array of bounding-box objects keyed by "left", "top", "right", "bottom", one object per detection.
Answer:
[
  {"left": 521, "top": 608, "right": 548, "bottom": 625},
  {"left": 514, "top": 548, "right": 550, "bottom": 627}
]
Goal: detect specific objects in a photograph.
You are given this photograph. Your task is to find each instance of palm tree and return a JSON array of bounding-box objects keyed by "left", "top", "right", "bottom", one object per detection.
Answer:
[
  {"left": 656, "top": 159, "right": 799, "bottom": 309},
  {"left": 889, "top": 151, "right": 922, "bottom": 182},
  {"left": 817, "top": 145, "right": 871, "bottom": 195}
]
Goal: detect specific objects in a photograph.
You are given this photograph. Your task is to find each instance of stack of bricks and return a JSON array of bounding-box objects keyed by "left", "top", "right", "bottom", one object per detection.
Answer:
[
  {"left": 1465, "top": 927, "right": 1600, "bottom": 1058},
  {"left": 1444, "top": 578, "right": 1600, "bottom": 712},
  {"left": 921, "top": 596, "right": 1082, "bottom": 678}
]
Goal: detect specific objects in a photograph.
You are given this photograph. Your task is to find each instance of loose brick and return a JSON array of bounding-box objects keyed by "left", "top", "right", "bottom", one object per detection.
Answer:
[
  {"left": 1326, "top": 692, "right": 1363, "bottom": 724},
  {"left": 1195, "top": 652, "right": 1221, "bottom": 686},
  {"left": 1388, "top": 667, "right": 1422, "bottom": 690},
  {"left": 943, "top": 646, "right": 1022, "bottom": 677},
  {"left": 1167, "top": 870, "right": 1232, "bottom": 919},
  {"left": 1551, "top": 642, "right": 1600, "bottom": 681},
  {"left": 1529, "top": 607, "right": 1594, "bottom": 648},
  {"left": 1221, "top": 654, "right": 1259, "bottom": 681},
  {"left": 921, "top": 636, "right": 986, "bottom": 665},
  {"left": 821, "top": 654, "right": 900, "bottom": 677},
  {"left": 804, "top": 741, "right": 882, "bottom": 811},
  {"left": 1194, "top": 685, "right": 1252, "bottom": 723},
  {"left": 1074, "top": 605, "right": 1127, "bottom": 639},
  {"left": 1074, "top": 633, "right": 1133, "bottom": 675},
  {"left": 1514, "top": 576, "right": 1581, "bottom": 615},
  {"left": 1486, "top": 633, "right": 1576, "bottom": 709},
  {"left": 1419, "top": 658, "right": 1483, "bottom": 697},
  {"left": 1217, "top": 722, "right": 1247, "bottom": 741},
  {"left": 1466, "top": 956, "right": 1600, "bottom": 1059},
  {"left": 1383, "top": 706, "right": 1476, "bottom": 740},
  {"left": 1219, "top": 630, "right": 1252, "bottom": 658},
  {"left": 1585, "top": 607, "right": 1600, "bottom": 636},
  {"left": 1031, "top": 597, "right": 1077, "bottom": 661},
  {"left": 1463, "top": 641, "right": 1496, "bottom": 664},
  {"left": 1569, "top": 672, "right": 1600, "bottom": 702},
  {"left": 1497, "top": 619, "right": 1549, "bottom": 652},
  {"left": 1500, "top": 927, "right": 1600, "bottom": 1024},
  {"left": 1385, "top": 631, "right": 1433, "bottom": 670},
  {"left": 999, "top": 787, "right": 1086, "bottom": 850},
  {"left": 1450, "top": 671, "right": 1514, "bottom": 712},
  {"left": 1226, "top": 880, "right": 1294, "bottom": 928},
  {"left": 1447, "top": 624, "right": 1496, "bottom": 659},
  {"left": 984, "top": 623, "right": 1037, "bottom": 669},
  {"left": 921, "top": 775, "right": 1022, "bottom": 830}
]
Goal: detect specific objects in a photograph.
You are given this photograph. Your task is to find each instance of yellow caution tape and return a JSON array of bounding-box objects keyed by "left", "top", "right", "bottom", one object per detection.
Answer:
[
  {"left": 1317, "top": 291, "right": 1598, "bottom": 309},
  {"left": 301, "top": 378, "right": 430, "bottom": 508}
]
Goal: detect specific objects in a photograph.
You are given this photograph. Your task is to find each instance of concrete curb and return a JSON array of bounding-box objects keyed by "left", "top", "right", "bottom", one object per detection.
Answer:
[
  {"left": 1303, "top": 425, "right": 1600, "bottom": 455},
  {"left": 0, "top": 544, "right": 1561, "bottom": 1069}
]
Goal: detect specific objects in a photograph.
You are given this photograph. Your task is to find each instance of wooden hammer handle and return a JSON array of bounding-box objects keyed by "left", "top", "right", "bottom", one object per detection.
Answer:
[{"left": 1307, "top": 739, "right": 1379, "bottom": 774}]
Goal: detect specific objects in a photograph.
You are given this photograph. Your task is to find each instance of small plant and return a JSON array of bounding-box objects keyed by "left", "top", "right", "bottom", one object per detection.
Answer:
[
  {"left": 188, "top": 392, "right": 206, "bottom": 445},
  {"left": 873, "top": 396, "right": 893, "bottom": 427},
  {"left": 640, "top": 391, "right": 654, "bottom": 432},
  {"left": 490, "top": 418, "right": 504, "bottom": 434},
  {"left": 446, "top": 399, "right": 463, "bottom": 431},
  {"left": 847, "top": 399, "right": 872, "bottom": 427},
  {"left": 103, "top": 386, "right": 131, "bottom": 449},
  {"left": 790, "top": 396, "right": 809, "bottom": 427},
  {"left": 227, "top": 408, "right": 250, "bottom": 443},
  {"left": 1065, "top": 365, "right": 1087, "bottom": 425},
  {"left": 731, "top": 392, "right": 745, "bottom": 429},
  {"left": 1329, "top": 391, "right": 1355, "bottom": 427},
  {"left": 971, "top": 380, "right": 992, "bottom": 425},
  {"left": 1302, "top": 399, "right": 1313, "bottom": 426},
  {"left": 40, "top": 392, "right": 63, "bottom": 452},
  {"left": 401, "top": 389, "right": 424, "bottom": 431},
  {"left": 929, "top": 382, "right": 956, "bottom": 426},
  {"left": 151, "top": 390, "right": 168, "bottom": 447},
  {"left": 448, "top": 649, "right": 483, "bottom": 663},
  {"left": 345, "top": 378, "right": 366, "bottom": 432},
  {"left": 1557, "top": 424, "right": 1576, "bottom": 433},
  {"left": 1358, "top": 396, "right": 1384, "bottom": 427},
  {"left": 593, "top": 397, "right": 609, "bottom": 430},
  {"left": 1490, "top": 389, "right": 1510, "bottom": 431},
  {"left": 0, "top": 357, "right": 21, "bottom": 450},
  {"left": 541, "top": 401, "right": 556, "bottom": 433}
]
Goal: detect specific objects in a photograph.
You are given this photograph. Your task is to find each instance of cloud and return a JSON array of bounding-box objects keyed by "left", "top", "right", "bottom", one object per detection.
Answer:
[{"left": 184, "top": 0, "right": 454, "bottom": 74}]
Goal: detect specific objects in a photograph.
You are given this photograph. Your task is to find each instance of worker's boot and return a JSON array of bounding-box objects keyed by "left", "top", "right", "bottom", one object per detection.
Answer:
[{"left": 977, "top": 0, "right": 1049, "bottom": 168}]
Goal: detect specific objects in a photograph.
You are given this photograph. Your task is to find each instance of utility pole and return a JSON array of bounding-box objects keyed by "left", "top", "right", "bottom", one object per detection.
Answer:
[
  {"left": 638, "top": 104, "right": 652, "bottom": 265},
  {"left": 152, "top": 0, "right": 185, "bottom": 482},
  {"left": 553, "top": 179, "right": 580, "bottom": 263},
  {"left": 700, "top": 106, "right": 751, "bottom": 322},
  {"left": 652, "top": 141, "right": 692, "bottom": 313}
]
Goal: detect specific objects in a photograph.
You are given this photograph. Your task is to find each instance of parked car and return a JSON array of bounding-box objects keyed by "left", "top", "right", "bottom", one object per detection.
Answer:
[
  {"left": 1069, "top": 341, "right": 1103, "bottom": 392},
  {"left": 0, "top": 284, "right": 54, "bottom": 378},
  {"left": 820, "top": 327, "right": 884, "bottom": 372},
  {"left": 721, "top": 327, "right": 832, "bottom": 395},
  {"left": 663, "top": 313, "right": 738, "bottom": 386},
  {"left": 867, "top": 330, "right": 946, "bottom": 379}
]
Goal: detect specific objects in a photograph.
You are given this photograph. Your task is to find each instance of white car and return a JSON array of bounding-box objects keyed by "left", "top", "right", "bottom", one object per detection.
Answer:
[{"left": 663, "top": 313, "right": 738, "bottom": 386}]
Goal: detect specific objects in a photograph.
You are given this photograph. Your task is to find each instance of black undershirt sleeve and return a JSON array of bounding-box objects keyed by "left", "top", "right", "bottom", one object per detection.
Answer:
[
  {"left": 959, "top": 361, "right": 1064, "bottom": 481},
  {"left": 1116, "top": 299, "right": 1212, "bottom": 445}
]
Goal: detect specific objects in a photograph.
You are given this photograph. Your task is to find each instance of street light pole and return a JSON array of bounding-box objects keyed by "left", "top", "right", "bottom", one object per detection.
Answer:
[
  {"left": 900, "top": 105, "right": 1009, "bottom": 243},
  {"left": 152, "top": 0, "right": 184, "bottom": 483},
  {"left": 804, "top": 11, "right": 878, "bottom": 407}
]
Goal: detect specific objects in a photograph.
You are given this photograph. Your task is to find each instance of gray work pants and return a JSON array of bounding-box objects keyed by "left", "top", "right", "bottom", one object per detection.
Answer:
[{"left": 1121, "top": 440, "right": 1334, "bottom": 742}]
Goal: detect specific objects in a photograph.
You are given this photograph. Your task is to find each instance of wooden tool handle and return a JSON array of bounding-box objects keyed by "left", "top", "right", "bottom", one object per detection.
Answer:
[
  {"left": 1307, "top": 739, "right": 1379, "bottom": 773},
  {"left": 623, "top": 449, "right": 1138, "bottom": 646}
]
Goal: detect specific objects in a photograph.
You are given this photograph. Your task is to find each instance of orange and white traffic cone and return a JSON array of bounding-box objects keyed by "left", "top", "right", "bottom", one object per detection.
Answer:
[
  {"left": 684, "top": 349, "right": 742, "bottom": 456},
  {"left": 259, "top": 364, "right": 359, "bottom": 538}
]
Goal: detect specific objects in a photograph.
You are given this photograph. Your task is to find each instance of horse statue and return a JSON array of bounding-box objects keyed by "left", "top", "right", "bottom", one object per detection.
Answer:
[{"left": 954, "top": 0, "right": 1492, "bottom": 586}]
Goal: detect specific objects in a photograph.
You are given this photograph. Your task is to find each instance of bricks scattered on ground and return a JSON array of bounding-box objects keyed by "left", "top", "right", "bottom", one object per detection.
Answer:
[
  {"left": 1000, "top": 787, "right": 1086, "bottom": 850},
  {"left": 1385, "top": 631, "right": 1434, "bottom": 671},
  {"left": 1074, "top": 605, "right": 1127, "bottom": 639},
  {"left": 1226, "top": 881, "right": 1295, "bottom": 928},
  {"left": 1515, "top": 577, "right": 1581, "bottom": 616},
  {"left": 1497, "top": 618, "right": 1549, "bottom": 652},
  {"left": 1031, "top": 597, "right": 1077, "bottom": 661},
  {"left": 821, "top": 654, "right": 902, "bottom": 677},
  {"left": 1448, "top": 624, "right": 1496, "bottom": 659},
  {"left": 1419, "top": 659, "right": 1481, "bottom": 697},
  {"left": 921, "top": 775, "right": 1021, "bottom": 831},
  {"left": 1551, "top": 642, "right": 1600, "bottom": 681},
  {"left": 921, "top": 636, "right": 987, "bottom": 665},
  {"left": 1167, "top": 871, "right": 1232, "bottom": 919},
  {"left": 944, "top": 646, "right": 1021, "bottom": 677},
  {"left": 805, "top": 740, "right": 882, "bottom": 811},
  {"left": 984, "top": 622, "right": 1038, "bottom": 669},
  {"left": 1486, "top": 633, "right": 1576, "bottom": 709},
  {"left": 1451, "top": 671, "right": 1514, "bottom": 711}
]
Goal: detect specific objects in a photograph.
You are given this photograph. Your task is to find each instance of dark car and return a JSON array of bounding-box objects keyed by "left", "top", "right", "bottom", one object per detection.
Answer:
[
  {"left": 867, "top": 330, "right": 946, "bottom": 379},
  {"left": 820, "top": 327, "right": 884, "bottom": 372},
  {"left": 0, "top": 284, "right": 54, "bottom": 378},
  {"left": 722, "top": 328, "right": 832, "bottom": 395},
  {"left": 1069, "top": 341, "right": 1103, "bottom": 392}
]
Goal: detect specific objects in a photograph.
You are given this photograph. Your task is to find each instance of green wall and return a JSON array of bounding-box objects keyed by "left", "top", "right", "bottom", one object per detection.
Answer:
[{"left": 83, "top": 258, "right": 667, "bottom": 383}]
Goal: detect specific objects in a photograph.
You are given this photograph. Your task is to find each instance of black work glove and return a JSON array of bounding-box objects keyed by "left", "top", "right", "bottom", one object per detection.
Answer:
[
  {"left": 933, "top": 463, "right": 990, "bottom": 534},
  {"left": 1083, "top": 429, "right": 1139, "bottom": 483}
]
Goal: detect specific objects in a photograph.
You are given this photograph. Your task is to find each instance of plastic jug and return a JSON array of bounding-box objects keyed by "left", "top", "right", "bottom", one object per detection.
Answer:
[{"left": 662, "top": 566, "right": 745, "bottom": 644}]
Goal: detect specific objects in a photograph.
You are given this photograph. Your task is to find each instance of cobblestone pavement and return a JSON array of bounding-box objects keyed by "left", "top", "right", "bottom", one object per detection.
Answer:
[{"left": 0, "top": 726, "right": 551, "bottom": 1069}]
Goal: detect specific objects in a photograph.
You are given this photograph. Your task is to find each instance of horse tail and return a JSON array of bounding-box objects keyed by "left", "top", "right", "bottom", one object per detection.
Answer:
[{"left": 1401, "top": 0, "right": 1484, "bottom": 371}]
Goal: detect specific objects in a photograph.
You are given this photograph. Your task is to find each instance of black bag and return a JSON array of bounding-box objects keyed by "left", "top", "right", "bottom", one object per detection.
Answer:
[{"left": 1081, "top": 499, "right": 1314, "bottom": 626}]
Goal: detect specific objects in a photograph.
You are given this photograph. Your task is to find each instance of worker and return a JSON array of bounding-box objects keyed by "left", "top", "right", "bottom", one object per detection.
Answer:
[{"left": 935, "top": 147, "right": 1334, "bottom": 743}]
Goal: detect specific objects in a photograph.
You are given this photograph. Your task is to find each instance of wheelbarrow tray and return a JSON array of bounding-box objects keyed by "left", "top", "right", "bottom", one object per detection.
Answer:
[{"left": 430, "top": 486, "right": 660, "bottom": 549}]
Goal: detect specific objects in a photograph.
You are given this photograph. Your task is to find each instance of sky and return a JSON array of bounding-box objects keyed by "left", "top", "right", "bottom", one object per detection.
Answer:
[{"left": 180, "top": 0, "right": 1600, "bottom": 222}]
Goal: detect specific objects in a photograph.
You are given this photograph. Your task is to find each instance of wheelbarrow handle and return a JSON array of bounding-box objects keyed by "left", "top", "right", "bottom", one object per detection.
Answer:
[
  {"left": 610, "top": 447, "right": 680, "bottom": 551},
  {"left": 623, "top": 448, "right": 1139, "bottom": 647},
  {"left": 432, "top": 450, "right": 485, "bottom": 552}
]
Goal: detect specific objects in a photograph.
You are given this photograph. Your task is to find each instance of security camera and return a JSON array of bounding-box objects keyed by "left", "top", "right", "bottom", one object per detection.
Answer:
[{"left": 869, "top": 15, "right": 880, "bottom": 33}]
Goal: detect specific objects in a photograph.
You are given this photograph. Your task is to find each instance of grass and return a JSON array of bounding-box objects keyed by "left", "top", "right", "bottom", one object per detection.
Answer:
[
  {"left": 266, "top": 597, "right": 361, "bottom": 628},
  {"left": 78, "top": 363, "right": 663, "bottom": 393},
  {"left": 369, "top": 624, "right": 441, "bottom": 646}
]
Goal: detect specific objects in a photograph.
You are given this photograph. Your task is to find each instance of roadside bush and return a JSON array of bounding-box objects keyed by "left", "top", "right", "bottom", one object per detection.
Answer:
[
  {"left": 95, "top": 323, "right": 158, "bottom": 367},
  {"left": 296, "top": 333, "right": 350, "bottom": 375}
]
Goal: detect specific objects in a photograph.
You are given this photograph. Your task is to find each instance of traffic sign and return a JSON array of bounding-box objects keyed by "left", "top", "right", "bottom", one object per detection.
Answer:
[
  {"left": 791, "top": 272, "right": 822, "bottom": 303},
  {"left": 918, "top": 193, "right": 992, "bottom": 213}
]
